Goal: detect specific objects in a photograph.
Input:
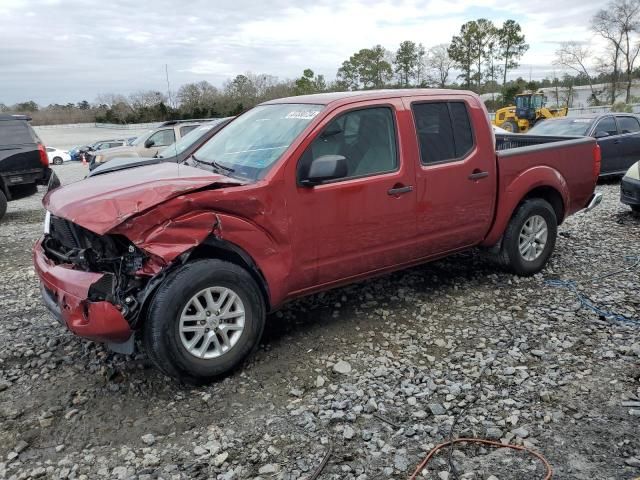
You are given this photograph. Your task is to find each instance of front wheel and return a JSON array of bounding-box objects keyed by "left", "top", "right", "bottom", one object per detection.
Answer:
[
  {"left": 143, "top": 259, "right": 266, "bottom": 384},
  {"left": 52, "top": 157, "right": 63, "bottom": 165},
  {"left": 500, "top": 199, "right": 557, "bottom": 276}
]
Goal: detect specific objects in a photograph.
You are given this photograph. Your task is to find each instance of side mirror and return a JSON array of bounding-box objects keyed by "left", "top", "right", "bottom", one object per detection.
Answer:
[
  {"left": 594, "top": 131, "right": 610, "bottom": 139},
  {"left": 301, "top": 155, "right": 348, "bottom": 186},
  {"left": 144, "top": 139, "right": 155, "bottom": 148}
]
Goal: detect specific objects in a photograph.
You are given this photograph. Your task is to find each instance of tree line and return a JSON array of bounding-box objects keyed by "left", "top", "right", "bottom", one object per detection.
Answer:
[{"left": 3, "top": 0, "right": 639, "bottom": 125}]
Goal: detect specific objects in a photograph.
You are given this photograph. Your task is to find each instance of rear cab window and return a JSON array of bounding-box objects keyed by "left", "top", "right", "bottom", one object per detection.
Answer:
[
  {"left": 411, "top": 101, "right": 475, "bottom": 165},
  {"left": 0, "top": 120, "right": 38, "bottom": 145}
]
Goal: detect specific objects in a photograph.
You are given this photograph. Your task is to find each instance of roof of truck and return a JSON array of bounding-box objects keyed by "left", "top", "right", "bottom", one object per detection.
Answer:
[{"left": 262, "top": 89, "right": 473, "bottom": 106}]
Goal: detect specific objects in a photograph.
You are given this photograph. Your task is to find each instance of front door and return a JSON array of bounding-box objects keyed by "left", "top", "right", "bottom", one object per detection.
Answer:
[
  {"left": 403, "top": 96, "right": 497, "bottom": 256},
  {"left": 615, "top": 115, "right": 640, "bottom": 172},
  {"left": 288, "top": 100, "right": 417, "bottom": 290},
  {"left": 593, "top": 116, "right": 622, "bottom": 175}
]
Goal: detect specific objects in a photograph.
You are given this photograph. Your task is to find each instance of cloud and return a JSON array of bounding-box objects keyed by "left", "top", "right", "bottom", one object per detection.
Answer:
[{"left": 0, "top": 0, "right": 607, "bottom": 104}]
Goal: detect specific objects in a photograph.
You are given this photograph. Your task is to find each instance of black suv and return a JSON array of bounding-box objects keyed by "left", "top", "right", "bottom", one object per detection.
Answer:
[{"left": 0, "top": 115, "right": 52, "bottom": 220}]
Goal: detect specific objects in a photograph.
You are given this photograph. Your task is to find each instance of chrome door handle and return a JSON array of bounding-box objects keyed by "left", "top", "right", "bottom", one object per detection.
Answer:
[
  {"left": 387, "top": 185, "right": 413, "bottom": 196},
  {"left": 468, "top": 171, "right": 489, "bottom": 180}
]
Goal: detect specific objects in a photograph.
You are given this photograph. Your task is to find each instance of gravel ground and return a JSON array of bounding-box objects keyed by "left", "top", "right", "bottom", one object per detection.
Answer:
[{"left": 0, "top": 163, "right": 639, "bottom": 480}]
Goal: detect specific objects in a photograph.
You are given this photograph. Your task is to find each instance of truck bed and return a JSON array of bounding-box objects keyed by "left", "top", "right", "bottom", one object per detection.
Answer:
[{"left": 481, "top": 133, "right": 598, "bottom": 247}]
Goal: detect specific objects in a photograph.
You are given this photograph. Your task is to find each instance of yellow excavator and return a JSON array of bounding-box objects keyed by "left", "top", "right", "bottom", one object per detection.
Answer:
[{"left": 493, "top": 92, "right": 568, "bottom": 133}]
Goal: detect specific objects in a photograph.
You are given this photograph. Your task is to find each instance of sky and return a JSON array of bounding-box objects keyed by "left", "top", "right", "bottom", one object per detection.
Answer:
[{"left": 0, "top": 0, "right": 608, "bottom": 105}]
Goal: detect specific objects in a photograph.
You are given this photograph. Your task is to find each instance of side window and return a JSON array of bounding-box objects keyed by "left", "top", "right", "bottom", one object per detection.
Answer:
[
  {"left": 617, "top": 116, "right": 640, "bottom": 134},
  {"left": 46, "top": 147, "right": 55, "bottom": 152},
  {"left": 149, "top": 129, "right": 176, "bottom": 147},
  {"left": 412, "top": 101, "right": 474, "bottom": 165},
  {"left": 180, "top": 125, "right": 198, "bottom": 136},
  {"left": 298, "top": 107, "right": 398, "bottom": 181},
  {"left": 595, "top": 117, "right": 618, "bottom": 137},
  {"left": 449, "top": 102, "right": 474, "bottom": 157}
]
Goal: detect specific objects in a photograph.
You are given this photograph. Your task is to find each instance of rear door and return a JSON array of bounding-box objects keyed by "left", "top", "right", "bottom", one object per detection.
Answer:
[
  {"left": 288, "top": 99, "right": 418, "bottom": 289},
  {"left": 615, "top": 115, "right": 640, "bottom": 172},
  {"left": 592, "top": 116, "right": 621, "bottom": 175},
  {"left": 403, "top": 95, "right": 496, "bottom": 255}
]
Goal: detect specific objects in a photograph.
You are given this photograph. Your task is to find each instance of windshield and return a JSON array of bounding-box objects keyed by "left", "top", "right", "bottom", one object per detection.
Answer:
[
  {"left": 132, "top": 130, "right": 155, "bottom": 146},
  {"left": 194, "top": 104, "right": 324, "bottom": 181},
  {"left": 528, "top": 118, "right": 593, "bottom": 136},
  {"left": 159, "top": 123, "right": 217, "bottom": 158}
]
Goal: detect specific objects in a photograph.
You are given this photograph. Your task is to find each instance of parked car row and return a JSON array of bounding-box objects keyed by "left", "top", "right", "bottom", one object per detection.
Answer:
[
  {"left": 69, "top": 137, "right": 136, "bottom": 162},
  {"left": 89, "top": 118, "right": 232, "bottom": 177},
  {"left": 86, "top": 119, "right": 218, "bottom": 170}
]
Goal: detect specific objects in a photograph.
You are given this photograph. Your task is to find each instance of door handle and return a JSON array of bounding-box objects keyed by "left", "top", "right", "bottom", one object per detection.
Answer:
[
  {"left": 468, "top": 170, "right": 489, "bottom": 180},
  {"left": 387, "top": 185, "right": 413, "bottom": 196}
]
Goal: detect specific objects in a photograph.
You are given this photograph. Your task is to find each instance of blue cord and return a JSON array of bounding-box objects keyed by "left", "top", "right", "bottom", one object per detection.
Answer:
[{"left": 544, "top": 278, "right": 640, "bottom": 325}]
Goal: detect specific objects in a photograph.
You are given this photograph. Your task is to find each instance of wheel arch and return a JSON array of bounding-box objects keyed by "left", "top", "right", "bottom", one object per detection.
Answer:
[
  {"left": 482, "top": 166, "right": 569, "bottom": 247},
  {"left": 186, "top": 236, "right": 271, "bottom": 312},
  {"left": 522, "top": 185, "right": 565, "bottom": 224}
]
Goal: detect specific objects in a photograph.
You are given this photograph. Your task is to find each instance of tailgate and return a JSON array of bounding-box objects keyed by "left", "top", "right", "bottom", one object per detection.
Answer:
[
  {"left": 0, "top": 144, "right": 42, "bottom": 171},
  {"left": 496, "top": 136, "right": 598, "bottom": 218}
]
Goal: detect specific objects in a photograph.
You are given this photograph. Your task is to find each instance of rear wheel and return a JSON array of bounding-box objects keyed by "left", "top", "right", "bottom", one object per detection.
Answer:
[
  {"left": 500, "top": 198, "right": 557, "bottom": 276},
  {"left": 143, "top": 259, "right": 266, "bottom": 384},
  {"left": 500, "top": 120, "right": 519, "bottom": 133},
  {"left": 0, "top": 190, "right": 7, "bottom": 220},
  {"left": 52, "top": 157, "right": 63, "bottom": 165}
]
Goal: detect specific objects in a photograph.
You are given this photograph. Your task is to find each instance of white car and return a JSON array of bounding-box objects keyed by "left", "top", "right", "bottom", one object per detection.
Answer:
[
  {"left": 493, "top": 125, "right": 510, "bottom": 134},
  {"left": 46, "top": 147, "right": 71, "bottom": 165}
]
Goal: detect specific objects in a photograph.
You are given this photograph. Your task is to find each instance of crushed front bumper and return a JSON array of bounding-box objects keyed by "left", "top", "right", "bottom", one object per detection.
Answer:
[
  {"left": 621, "top": 176, "right": 640, "bottom": 207},
  {"left": 33, "top": 239, "right": 133, "bottom": 345}
]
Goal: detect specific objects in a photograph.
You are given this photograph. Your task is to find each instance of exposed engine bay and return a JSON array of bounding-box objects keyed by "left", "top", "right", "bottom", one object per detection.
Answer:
[{"left": 42, "top": 214, "right": 150, "bottom": 322}]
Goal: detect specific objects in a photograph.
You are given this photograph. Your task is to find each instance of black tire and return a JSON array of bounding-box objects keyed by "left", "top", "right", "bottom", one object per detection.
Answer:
[
  {"left": 53, "top": 157, "right": 63, "bottom": 165},
  {"left": 0, "top": 190, "right": 7, "bottom": 221},
  {"left": 143, "top": 259, "right": 266, "bottom": 384},
  {"left": 632, "top": 205, "right": 640, "bottom": 214},
  {"left": 500, "top": 120, "right": 519, "bottom": 133},
  {"left": 500, "top": 198, "right": 557, "bottom": 276}
]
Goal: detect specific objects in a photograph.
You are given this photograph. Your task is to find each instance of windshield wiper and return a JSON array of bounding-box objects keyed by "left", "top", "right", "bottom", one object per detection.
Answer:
[{"left": 189, "top": 155, "right": 235, "bottom": 174}]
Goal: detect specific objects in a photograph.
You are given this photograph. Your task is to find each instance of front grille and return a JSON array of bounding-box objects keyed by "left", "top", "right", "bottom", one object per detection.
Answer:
[{"left": 49, "top": 216, "right": 80, "bottom": 249}]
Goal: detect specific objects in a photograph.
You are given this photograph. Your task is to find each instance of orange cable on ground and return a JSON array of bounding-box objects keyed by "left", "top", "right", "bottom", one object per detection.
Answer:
[{"left": 408, "top": 437, "right": 553, "bottom": 480}]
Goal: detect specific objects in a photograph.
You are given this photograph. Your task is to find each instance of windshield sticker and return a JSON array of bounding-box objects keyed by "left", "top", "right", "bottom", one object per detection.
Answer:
[{"left": 285, "top": 110, "right": 320, "bottom": 120}]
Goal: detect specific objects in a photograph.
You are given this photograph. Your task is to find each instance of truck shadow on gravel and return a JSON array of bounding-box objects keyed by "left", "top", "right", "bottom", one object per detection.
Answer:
[{"left": 1, "top": 250, "right": 506, "bottom": 454}]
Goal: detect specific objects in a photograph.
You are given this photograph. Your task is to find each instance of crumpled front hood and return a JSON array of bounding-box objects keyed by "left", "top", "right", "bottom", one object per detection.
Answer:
[{"left": 44, "top": 163, "right": 243, "bottom": 234}]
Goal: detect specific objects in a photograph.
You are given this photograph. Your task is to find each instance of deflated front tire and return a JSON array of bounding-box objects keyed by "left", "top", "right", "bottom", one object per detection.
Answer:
[{"left": 142, "top": 259, "right": 266, "bottom": 384}]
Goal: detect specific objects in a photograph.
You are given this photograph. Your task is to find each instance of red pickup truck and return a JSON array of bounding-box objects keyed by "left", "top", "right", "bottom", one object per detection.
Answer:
[{"left": 34, "top": 89, "right": 602, "bottom": 383}]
